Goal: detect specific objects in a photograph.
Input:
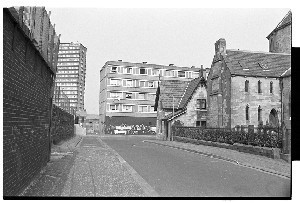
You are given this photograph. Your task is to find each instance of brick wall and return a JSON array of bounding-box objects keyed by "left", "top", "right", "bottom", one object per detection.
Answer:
[
  {"left": 3, "top": 9, "right": 54, "bottom": 196},
  {"left": 51, "top": 105, "right": 75, "bottom": 144},
  {"left": 231, "top": 76, "right": 281, "bottom": 128}
]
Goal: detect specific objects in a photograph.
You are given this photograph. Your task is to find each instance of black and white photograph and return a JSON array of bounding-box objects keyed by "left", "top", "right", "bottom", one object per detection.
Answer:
[{"left": 1, "top": 0, "right": 298, "bottom": 200}]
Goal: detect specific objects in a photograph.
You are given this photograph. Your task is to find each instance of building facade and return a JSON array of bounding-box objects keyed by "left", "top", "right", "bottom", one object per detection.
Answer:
[
  {"left": 54, "top": 42, "right": 87, "bottom": 110},
  {"left": 99, "top": 60, "right": 208, "bottom": 134},
  {"left": 267, "top": 11, "right": 291, "bottom": 54},
  {"left": 207, "top": 38, "right": 291, "bottom": 128}
]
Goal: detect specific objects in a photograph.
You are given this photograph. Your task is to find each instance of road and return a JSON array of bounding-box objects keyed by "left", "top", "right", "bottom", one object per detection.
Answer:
[{"left": 101, "top": 136, "right": 290, "bottom": 197}]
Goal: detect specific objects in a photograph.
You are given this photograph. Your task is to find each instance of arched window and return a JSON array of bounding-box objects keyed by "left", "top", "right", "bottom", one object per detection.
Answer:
[
  {"left": 246, "top": 105, "right": 249, "bottom": 121},
  {"left": 258, "top": 105, "right": 262, "bottom": 122},
  {"left": 270, "top": 81, "right": 273, "bottom": 93},
  {"left": 258, "top": 80, "right": 262, "bottom": 93},
  {"left": 245, "top": 80, "right": 249, "bottom": 92}
]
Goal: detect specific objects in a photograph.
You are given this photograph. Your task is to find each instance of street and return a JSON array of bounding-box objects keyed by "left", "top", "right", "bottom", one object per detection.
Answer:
[{"left": 101, "top": 136, "right": 290, "bottom": 197}]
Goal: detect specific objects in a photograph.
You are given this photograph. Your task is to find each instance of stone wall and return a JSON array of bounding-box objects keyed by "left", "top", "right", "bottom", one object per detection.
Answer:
[
  {"left": 281, "top": 75, "right": 291, "bottom": 154},
  {"left": 231, "top": 76, "right": 281, "bottom": 128},
  {"left": 269, "top": 24, "right": 291, "bottom": 54},
  {"left": 175, "top": 85, "right": 207, "bottom": 126},
  {"left": 3, "top": 8, "right": 54, "bottom": 196},
  {"left": 51, "top": 105, "right": 75, "bottom": 144}
]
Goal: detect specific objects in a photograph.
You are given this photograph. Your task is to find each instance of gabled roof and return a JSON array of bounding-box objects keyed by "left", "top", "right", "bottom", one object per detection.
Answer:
[
  {"left": 178, "top": 77, "right": 206, "bottom": 109},
  {"left": 267, "top": 11, "right": 292, "bottom": 39},
  {"left": 224, "top": 49, "right": 291, "bottom": 77},
  {"left": 158, "top": 80, "right": 190, "bottom": 109}
]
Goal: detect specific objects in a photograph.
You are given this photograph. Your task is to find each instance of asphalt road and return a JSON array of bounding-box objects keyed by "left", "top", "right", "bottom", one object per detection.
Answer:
[{"left": 101, "top": 136, "right": 291, "bottom": 197}]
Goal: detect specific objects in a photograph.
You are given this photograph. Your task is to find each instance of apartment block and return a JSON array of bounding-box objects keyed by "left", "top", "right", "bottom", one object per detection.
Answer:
[
  {"left": 54, "top": 42, "right": 87, "bottom": 110},
  {"left": 99, "top": 60, "right": 208, "bottom": 134}
]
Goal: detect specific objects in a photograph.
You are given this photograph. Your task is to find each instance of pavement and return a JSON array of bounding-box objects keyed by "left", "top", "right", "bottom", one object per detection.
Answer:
[
  {"left": 20, "top": 134, "right": 158, "bottom": 197},
  {"left": 143, "top": 139, "right": 291, "bottom": 179}
]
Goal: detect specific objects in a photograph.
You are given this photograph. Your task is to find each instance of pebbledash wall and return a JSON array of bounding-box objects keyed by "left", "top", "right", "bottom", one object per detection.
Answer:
[
  {"left": 51, "top": 105, "right": 75, "bottom": 144},
  {"left": 3, "top": 8, "right": 56, "bottom": 196}
]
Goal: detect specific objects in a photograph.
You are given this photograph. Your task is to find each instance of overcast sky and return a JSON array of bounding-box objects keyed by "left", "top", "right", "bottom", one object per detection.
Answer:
[
  {"left": 15, "top": 1, "right": 293, "bottom": 115},
  {"left": 46, "top": 7, "right": 292, "bottom": 115}
]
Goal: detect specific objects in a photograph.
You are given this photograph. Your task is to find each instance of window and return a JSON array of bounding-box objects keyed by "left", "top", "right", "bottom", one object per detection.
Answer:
[
  {"left": 270, "top": 81, "right": 273, "bottom": 93},
  {"left": 148, "top": 94, "right": 155, "bottom": 101},
  {"left": 148, "top": 81, "right": 154, "bottom": 88},
  {"left": 258, "top": 105, "right": 262, "bottom": 122},
  {"left": 138, "top": 106, "right": 148, "bottom": 112},
  {"left": 152, "top": 69, "right": 159, "bottom": 76},
  {"left": 140, "top": 81, "right": 146, "bottom": 87},
  {"left": 147, "top": 69, "right": 152, "bottom": 75},
  {"left": 124, "top": 67, "right": 133, "bottom": 74},
  {"left": 139, "top": 68, "right": 146, "bottom": 74},
  {"left": 110, "top": 92, "right": 122, "bottom": 98},
  {"left": 149, "top": 106, "right": 155, "bottom": 112},
  {"left": 186, "top": 71, "right": 192, "bottom": 78},
  {"left": 197, "top": 99, "right": 206, "bottom": 110},
  {"left": 125, "top": 93, "right": 132, "bottom": 99},
  {"left": 110, "top": 104, "right": 119, "bottom": 111},
  {"left": 246, "top": 105, "right": 249, "bottom": 121},
  {"left": 178, "top": 71, "right": 185, "bottom": 77},
  {"left": 137, "top": 93, "right": 145, "bottom": 100},
  {"left": 165, "top": 70, "right": 175, "bottom": 77},
  {"left": 192, "top": 72, "right": 199, "bottom": 78},
  {"left": 258, "top": 80, "right": 262, "bottom": 93},
  {"left": 124, "top": 80, "right": 133, "bottom": 87},
  {"left": 196, "top": 121, "right": 201, "bottom": 126},
  {"left": 110, "top": 79, "right": 121, "bottom": 86},
  {"left": 245, "top": 80, "right": 249, "bottom": 92},
  {"left": 201, "top": 121, "right": 207, "bottom": 127},
  {"left": 111, "top": 66, "right": 117, "bottom": 73},
  {"left": 122, "top": 105, "right": 132, "bottom": 112}
]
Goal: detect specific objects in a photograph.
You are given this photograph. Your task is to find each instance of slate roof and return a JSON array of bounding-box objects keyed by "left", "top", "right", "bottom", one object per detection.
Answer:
[
  {"left": 178, "top": 77, "right": 206, "bottom": 109},
  {"left": 224, "top": 49, "right": 291, "bottom": 77},
  {"left": 159, "top": 80, "right": 190, "bottom": 109},
  {"left": 267, "top": 11, "right": 292, "bottom": 39}
]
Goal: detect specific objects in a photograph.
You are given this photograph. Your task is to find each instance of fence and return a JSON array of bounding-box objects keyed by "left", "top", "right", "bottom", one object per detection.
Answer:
[
  {"left": 173, "top": 125, "right": 283, "bottom": 149},
  {"left": 53, "top": 85, "right": 76, "bottom": 115}
]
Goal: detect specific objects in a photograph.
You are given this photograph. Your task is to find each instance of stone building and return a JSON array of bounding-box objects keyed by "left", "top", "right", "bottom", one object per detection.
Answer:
[
  {"left": 267, "top": 11, "right": 291, "bottom": 54},
  {"left": 155, "top": 70, "right": 207, "bottom": 140},
  {"left": 207, "top": 38, "right": 291, "bottom": 128}
]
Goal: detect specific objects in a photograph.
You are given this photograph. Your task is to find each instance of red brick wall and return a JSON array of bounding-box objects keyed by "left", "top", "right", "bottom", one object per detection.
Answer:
[{"left": 3, "top": 9, "right": 54, "bottom": 196}]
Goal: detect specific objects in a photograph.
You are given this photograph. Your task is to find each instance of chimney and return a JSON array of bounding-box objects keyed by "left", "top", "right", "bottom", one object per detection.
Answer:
[
  {"left": 142, "top": 61, "right": 147, "bottom": 64},
  {"left": 215, "top": 38, "right": 226, "bottom": 56},
  {"left": 118, "top": 59, "right": 122, "bottom": 62},
  {"left": 199, "top": 65, "right": 204, "bottom": 77},
  {"left": 169, "top": 64, "right": 174, "bottom": 66}
]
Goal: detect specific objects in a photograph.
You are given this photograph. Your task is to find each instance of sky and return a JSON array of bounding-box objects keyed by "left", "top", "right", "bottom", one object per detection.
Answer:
[{"left": 3, "top": 0, "right": 298, "bottom": 115}]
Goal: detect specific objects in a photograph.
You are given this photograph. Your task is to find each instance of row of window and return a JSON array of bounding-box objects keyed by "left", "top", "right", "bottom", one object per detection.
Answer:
[
  {"left": 58, "top": 58, "right": 80, "bottom": 62},
  {"left": 57, "top": 62, "right": 79, "bottom": 66},
  {"left": 108, "top": 91, "right": 156, "bottom": 101},
  {"left": 57, "top": 66, "right": 78, "bottom": 70},
  {"left": 245, "top": 105, "right": 263, "bottom": 121},
  {"left": 108, "top": 78, "right": 159, "bottom": 88},
  {"left": 59, "top": 50, "right": 80, "bottom": 54},
  {"left": 60, "top": 46, "right": 79, "bottom": 50},
  {"left": 56, "top": 78, "right": 78, "bottom": 82},
  {"left": 56, "top": 83, "right": 78, "bottom": 86},
  {"left": 109, "top": 66, "right": 199, "bottom": 78},
  {"left": 245, "top": 80, "right": 274, "bottom": 94},
  {"left": 58, "top": 70, "right": 79, "bottom": 74},
  {"left": 59, "top": 54, "right": 80, "bottom": 58},
  {"left": 60, "top": 87, "right": 78, "bottom": 90},
  {"left": 107, "top": 104, "right": 155, "bottom": 113},
  {"left": 56, "top": 75, "right": 78, "bottom": 78}
]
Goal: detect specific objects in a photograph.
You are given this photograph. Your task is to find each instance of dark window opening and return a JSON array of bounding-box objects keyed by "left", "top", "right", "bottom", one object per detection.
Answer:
[
  {"left": 140, "top": 68, "right": 146, "bottom": 74},
  {"left": 258, "top": 106, "right": 262, "bottom": 122},
  {"left": 270, "top": 81, "right": 273, "bottom": 93},
  {"left": 246, "top": 105, "right": 249, "bottom": 121},
  {"left": 197, "top": 99, "right": 206, "bottom": 110},
  {"left": 178, "top": 71, "right": 185, "bottom": 77},
  {"left": 245, "top": 80, "right": 249, "bottom": 92},
  {"left": 201, "top": 121, "right": 206, "bottom": 127},
  {"left": 196, "top": 121, "right": 201, "bottom": 126},
  {"left": 258, "top": 80, "right": 262, "bottom": 93}
]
